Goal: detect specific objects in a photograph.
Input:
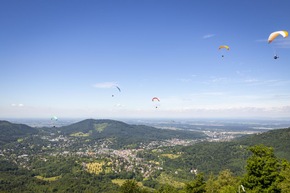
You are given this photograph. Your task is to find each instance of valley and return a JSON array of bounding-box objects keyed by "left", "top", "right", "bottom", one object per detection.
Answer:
[{"left": 1, "top": 118, "right": 290, "bottom": 192}]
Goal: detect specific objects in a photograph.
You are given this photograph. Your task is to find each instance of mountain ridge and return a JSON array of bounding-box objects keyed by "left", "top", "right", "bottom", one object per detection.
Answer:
[
  {"left": 0, "top": 120, "right": 38, "bottom": 145},
  {"left": 58, "top": 119, "right": 207, "bottom": 148}
]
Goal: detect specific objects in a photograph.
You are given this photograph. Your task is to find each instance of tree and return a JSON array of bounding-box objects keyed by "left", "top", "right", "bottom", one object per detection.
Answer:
[
  {"left": 205, "top": 173, "right": 215, "bottom": 193},
  {"left": 242, "top": 145, "right": 282, "bottom": 193},
  {"left": 120, "top": 180, "right": 149, "bottom": 193},
  {"left": 185, "top": 173, "right": 206, "bottom": 193},
  {"left": 205, "top": 170, "right": 238, "bottom": 193},
  {"left": 214, "top": 169, "right": 238, "bottom": 193},
  {"left": 278, "top": 160, "right": 290, "bottom": 193},
  {"left": 154, "top": 184, "right": 179, "bottom": 193}
]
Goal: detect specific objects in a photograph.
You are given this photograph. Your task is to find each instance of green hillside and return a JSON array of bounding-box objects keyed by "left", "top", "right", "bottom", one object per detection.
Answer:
[
  {"left": 164, "top": 127, "right": 290, "bottom": 176},
  {"left": 59, "top": 119, "right": 206, "bottom": 148},
  {"left": 0, "top": 120, "right": 38, "bottom": 145},
  {"left": 236, "top": 127, "right": 290, "bottom": 160}
]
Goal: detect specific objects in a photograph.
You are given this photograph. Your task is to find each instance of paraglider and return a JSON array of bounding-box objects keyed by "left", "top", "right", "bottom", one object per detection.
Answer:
[
  {"left": 268, "top": 30, "right": 288, "bottom": 59},
  {"left": 268, "top": 30, "right": 288, "bottom": 43},
  {"left": 218, "top": 45, "right": 230, "bottom": 57},
  {"left": 152, "top": 97, "right": 160, "bottom": 108},
  {"left": 51, "top": 116, "right": 58, "bottom": 128},
  {"left": 112, "top": 86, "right": 121, "bottom": 97}
]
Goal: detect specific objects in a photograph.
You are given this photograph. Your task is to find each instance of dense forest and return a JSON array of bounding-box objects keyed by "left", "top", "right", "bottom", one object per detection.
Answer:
[{"left": 1, "top": 119, "right": 290, "bottom": 192}]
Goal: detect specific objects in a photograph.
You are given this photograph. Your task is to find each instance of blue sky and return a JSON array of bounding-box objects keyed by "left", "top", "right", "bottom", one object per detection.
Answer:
[{"left": 1, "top": 0, "right": 290, "bottom": 119}]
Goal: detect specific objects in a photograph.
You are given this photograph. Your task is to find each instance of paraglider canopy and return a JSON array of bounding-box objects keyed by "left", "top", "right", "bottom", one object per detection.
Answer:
[
  {"left": 116, "top": 86, "right": 121, "bottom": 92},
  {"left": 51, "top": 116, "right": 58, "bottom": 121},
  {"left": 268, "top": 30, "right": 288, "bottom": 43},
  {"left": 152, "top": 97, "right": 160, "bottom": 102},
  {"left": 218, "top": 45, "right": 230, "bottom": 50}
]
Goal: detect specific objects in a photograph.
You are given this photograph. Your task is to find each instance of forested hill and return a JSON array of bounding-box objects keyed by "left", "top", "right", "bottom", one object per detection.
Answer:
[
  {"left": 0, "top": 120, "right": 38, "bottom": 145},
  {"left": 168, "top": 127, "right": 290, "bottom": 176},
  {"left": 60, "top": 119, "right": 132, "bottom": 134},
  {"left": 59, "top": 119, "right": 206, "bottom": 146},
  {"left": 235, "top": 127, "right": 290, "bottom": 159}
]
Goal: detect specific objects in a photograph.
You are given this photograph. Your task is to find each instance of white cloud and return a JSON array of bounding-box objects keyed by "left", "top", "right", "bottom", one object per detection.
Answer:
[
  {"left": 179, "top": 78, "right": 192, "bottom": 82},
  {"left": 199, "top": 76, "right": 230, "bottom": 85},
  {"left": 178, "top": 75, "right": 197, "bottom": 83},
  {"left": 243, "top": 78, "right": 259, "bottom": 83},
  {"left": 211, "top": 77, "right": 228, "bottom": 83},
  {"left": 191, "top": 92, "right": 226, "bottom": 97},
  {"left": 167, "top": 105, "right": 290, "bottom": 118},
  {"left": 2, "top": 103, "right": 290, "bottom": 119},
  {"left": 93, "top": 82, "right": 118, "bottom": 89},
  {"left": 114, "top": 104, "right": 125, "bottom": 108},
  {"left": 203, "top": 34, "right": 215, "bottom": 39},
  {"left": 11, "top": 103, "right": 24, "bottom": 107},
  {"left": 256, "top": 38, "right": 290, "bottom": 48},
  {"left": 272, "top": 38, "right": 290, "bottom": 49},
  {"left": 241, "top": 78, "right": 290, "bottom": 87}
]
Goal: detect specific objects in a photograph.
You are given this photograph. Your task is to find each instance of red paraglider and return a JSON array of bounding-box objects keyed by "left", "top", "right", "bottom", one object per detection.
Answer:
[
  {"left": 152, "top": 97, "right": 160, "bottom": 108},
  {"left": 152, "top": 97, "right": 160, "bottom": 102}
]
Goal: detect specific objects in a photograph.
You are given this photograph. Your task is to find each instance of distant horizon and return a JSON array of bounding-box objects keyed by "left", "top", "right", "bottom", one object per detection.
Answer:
[
  {"left": 3, "top": 116, "right": 290, "bottom": 122},
  {"left": 3, "top": 116, "right": 290, "bottom": 131}
]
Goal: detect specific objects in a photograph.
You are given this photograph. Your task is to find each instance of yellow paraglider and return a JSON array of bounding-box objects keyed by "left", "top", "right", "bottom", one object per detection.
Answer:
[
  {"left": 268, "top": 30, "right": 288, "bottom": 43},
  {"left": 268, "top": 30, "right": 288, "bottom": 59},
  {"left": 219, "top": 45, "right": 230, "bottom": 57},
  {"left": 218, "top": 45, "right": 230, "bottom": 50}
]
